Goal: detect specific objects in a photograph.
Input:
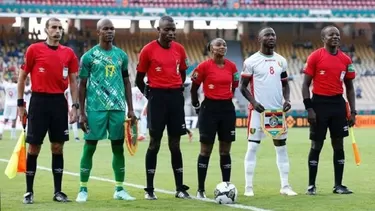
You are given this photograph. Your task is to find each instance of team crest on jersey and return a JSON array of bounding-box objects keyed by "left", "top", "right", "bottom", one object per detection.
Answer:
[{"left": 249, "top": 128, "right": 256, "bottom": 134}]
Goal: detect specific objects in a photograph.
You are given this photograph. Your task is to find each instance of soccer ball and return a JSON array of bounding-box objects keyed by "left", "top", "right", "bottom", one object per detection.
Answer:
[{"left": 214, "top": 182, "right": 238, "bottom": 204}]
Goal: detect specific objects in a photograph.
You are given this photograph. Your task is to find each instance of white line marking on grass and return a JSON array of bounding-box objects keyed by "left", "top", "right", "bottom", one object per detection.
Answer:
[{"left": 0, "top": 158, "right": 271, "bottom": 211}]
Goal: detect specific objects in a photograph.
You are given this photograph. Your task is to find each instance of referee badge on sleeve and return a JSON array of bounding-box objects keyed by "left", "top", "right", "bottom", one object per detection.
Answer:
[
  {"left": 348, "top": 64, "right": 355, "bottom": 73},
  {"left": 63, "top": 67, "right": 68, "bottom": 79}
]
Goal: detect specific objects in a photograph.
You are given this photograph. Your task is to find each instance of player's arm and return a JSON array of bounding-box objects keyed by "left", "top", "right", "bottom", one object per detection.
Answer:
[
  {"left": 68, "top": 51, "right": 79, "bottom": 107},
  {"left": 190, "top": 63, "right": 205, "bottom": 108},
  {"left": 344, "top": 63, "right": 356, "bottom": 114},
  {"left": 135, "top": 46, "right": 150, "bottom": 96},
  {"left": 122, "top": 53, "right": 134, "bottom": 113},
  {"left": 239, "top": 61, "right": 256, "bottom": 104},
  {"left": 18, "top": 45, "right": 34, "bottom": 104},
  {"left": 78, "top": 54, "right": 90, "bottom": 115},
  {"left": 302, "top": 54, "right": 316, "bottom": 110},
  {"left": 179, "top": 46, "right": 189, "bottom": 84}
]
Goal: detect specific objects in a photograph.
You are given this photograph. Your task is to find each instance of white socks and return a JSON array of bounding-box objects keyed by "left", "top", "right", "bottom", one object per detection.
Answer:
[
  {"left": 139, "top": 115, "right": 147, "bottom": 136},
  {"left": 72, "top": 122, "right": 79, "bottom": 139},
  {"left": 275, "top": 145, "right": 290, "bottom": 188},
  {"left": 244, "top": 141, "right": 259, "bottom": 189},
  {"left": 11, "top": 127, "right": 16, "bottom": 139},
  {"left": 0, "top": 120, "right": 4, "bottom": 135},
  {"left": 244, "top": 142, "right": 291, "bottom": 190}
]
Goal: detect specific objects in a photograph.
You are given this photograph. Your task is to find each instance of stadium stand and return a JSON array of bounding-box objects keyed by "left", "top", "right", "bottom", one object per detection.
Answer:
[
  {"left": 14, "top": 0, "right": 375, "bottom": 8},
  {"left": 1, "top": 21, "right": 375, "bottom": 113}
]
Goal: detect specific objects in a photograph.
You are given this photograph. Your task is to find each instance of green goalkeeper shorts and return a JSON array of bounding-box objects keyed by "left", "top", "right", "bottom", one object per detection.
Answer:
[{"left": 84, "top": 110, "right": 125, "bottom": 141}]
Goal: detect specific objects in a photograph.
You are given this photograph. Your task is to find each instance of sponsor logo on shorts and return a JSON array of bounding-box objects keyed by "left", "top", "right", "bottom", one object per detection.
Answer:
[{"left": 249, "top": 128, "right": 256, "bottom": 134}]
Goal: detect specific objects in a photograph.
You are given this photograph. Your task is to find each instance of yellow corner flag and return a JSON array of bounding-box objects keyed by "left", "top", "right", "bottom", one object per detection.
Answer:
[{"left": 4, "top": 130, "right": 27, "bottom": 179}]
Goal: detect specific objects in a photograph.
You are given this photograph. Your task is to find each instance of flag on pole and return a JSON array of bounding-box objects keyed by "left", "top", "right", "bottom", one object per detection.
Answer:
[
  {"left": 4, "top": 103, "right": 27, "bottom": 179},
  {"left": 4, "top": 130, "right": 27, "bottom": 179}
]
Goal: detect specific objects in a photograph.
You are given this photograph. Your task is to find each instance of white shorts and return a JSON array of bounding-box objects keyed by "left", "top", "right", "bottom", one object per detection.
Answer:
[
  {"left": 3, "top": 105, "right": 17, "bottom": 120},
  {"left": 247, "top": 110, "right": 288, "bottom": 141}
]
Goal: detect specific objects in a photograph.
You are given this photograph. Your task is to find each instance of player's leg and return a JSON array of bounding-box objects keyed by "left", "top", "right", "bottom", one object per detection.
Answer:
[
  {"left": 136, "top": 109, "right": 147, "bottom": 141},
  {"left": 273, "top": 137, "right": 297, "bottom": 196},
  {"left": 196, "top": 101, "right": 217, "bottom": 198},
  {"left": 72, "top": 122, "right": 80, "bottom": 142},
  {"left": 244, "top": 109, "right": 263, "bottom": 196},
  {"left": 0, "top": 105, "right": 11, "bottom": 139},
  {"left": 186, "top": 128, "right": 193, "bottom": 142},
  {"left": 167, "top": 90, "right": 190, "bottom": 199},
  {"left": 76, "top": 111, "right": 107, "bottom": 202},
  {"left": 306, "top": 103, "right": 329, "bottom": 195},
  {"left": 109, "top": 110, "right": 135, "bottom": 200},
  {"left": 329, "top": 101, "right": 352, "bottom": 194},
  {"left": 0, "top": 118, "right": 8, "bottom": 140},
  {"left": 144, "top": 90, "right": 166, "bottom": 200},
  {"left": 23, "top": 95, "right": 49, "bottom": 204},
  {"left": 48, "top": 95, "right": 71, "bottom": 202},
  {"left": 10, "top": 106, "right": 18, "bottom": 139}
]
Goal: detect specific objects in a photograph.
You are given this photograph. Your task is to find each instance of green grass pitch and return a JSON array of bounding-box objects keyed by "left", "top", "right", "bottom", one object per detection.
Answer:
[{"left": 0, "top": 128, "right": 374, "bottom": 211}]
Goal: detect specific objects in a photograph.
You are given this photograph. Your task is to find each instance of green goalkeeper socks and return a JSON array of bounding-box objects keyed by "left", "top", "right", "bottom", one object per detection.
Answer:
[
  {"left": 80, "top": 143, "right": 97, "bottom": 189},
  {"left": 112, "top": 143, "right": 125, "bottom": 191}
]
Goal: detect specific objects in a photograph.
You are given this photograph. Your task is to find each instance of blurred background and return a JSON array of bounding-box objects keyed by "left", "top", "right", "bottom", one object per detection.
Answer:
[{"left": 0, "top": 0, "right": 374, "bottom": 129}]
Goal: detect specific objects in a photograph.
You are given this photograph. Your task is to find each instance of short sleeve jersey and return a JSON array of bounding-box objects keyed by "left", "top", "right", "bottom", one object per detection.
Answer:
[
  {"left": 22, "top": 42, "right": 79, "bottom": 93},
  {"left": 304, "top": 48, "right": 355, "bottom": 96},
  {"left": 79, "top": 45, "right": 128, "bottom": 111},
  {"left": 191, "top": 59, "right": 239, "bottom": 100},
  {"left": 136, "top": 40, "right": 189, "bottom": 89},
  {"left": 241, "top": 51, "right": 288, "bottom": 109}
]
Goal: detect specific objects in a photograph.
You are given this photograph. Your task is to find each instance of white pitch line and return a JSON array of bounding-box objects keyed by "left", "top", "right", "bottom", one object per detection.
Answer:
[{"left": 0, "top": 158, "right": 271, "bottom": 211}]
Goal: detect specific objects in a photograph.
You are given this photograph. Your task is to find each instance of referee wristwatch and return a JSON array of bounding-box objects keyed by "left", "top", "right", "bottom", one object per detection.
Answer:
[{"left": 72, "top": 103, "right": 80, "bottom": 109}]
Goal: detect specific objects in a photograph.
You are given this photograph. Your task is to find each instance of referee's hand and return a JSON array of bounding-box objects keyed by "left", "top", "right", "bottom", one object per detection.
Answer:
[
  {"left": 348, "top": 113, "right": 356, "bottom": 127},
  {"left": 17, "top": 106, "right": 27, "bottom": 125},
  {"left": 69, "top": 108, "right": 78, "bottom": 124},
  {"left": 307, "top": 108, "right": 316, "bottom": 125},
  {"left": 79, "top": 114, "right": 89, "bottom": 133}
]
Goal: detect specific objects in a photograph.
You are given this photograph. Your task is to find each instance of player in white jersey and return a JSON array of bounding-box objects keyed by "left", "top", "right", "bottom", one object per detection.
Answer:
[
  {"left": 240, "top": 27, "right": 297, "bottom": 197},
  {"left": 24, "top": 77, "right": 32, "bottom": 112},
  {"left": 0, "top": 75, "right": 18, "bottom": 140},
  {"left": 64, "top": 86, "right": 80, "bottom": 142},
  {"left": 131, "top": 86, "right": 148, "bottom": 140}
]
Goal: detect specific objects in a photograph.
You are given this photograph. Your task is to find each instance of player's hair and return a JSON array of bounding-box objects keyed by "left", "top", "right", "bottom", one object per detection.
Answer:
[
  {"left": 257, "top": 26, "right": 273, "bottom": 36},
  {"left": 159, "top": 15, "right": 174, "bottom": 23},
  {"left": 320, "top": 25, "right": 338, "bottom": 39},
  {"left": 45, "top": 17, "right": 61, "bottom": 29}
]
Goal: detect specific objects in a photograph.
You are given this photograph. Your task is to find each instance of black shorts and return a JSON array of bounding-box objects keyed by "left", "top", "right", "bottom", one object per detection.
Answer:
[
  {"left": 26, "top": 92, "right": 69, "bottom": 145},
  {"left": 309, "top": 94, "right": 349, "bottom": 141},
  {"left": 147, "top": 88, "right": 186, "bottom": 137},
  {"left": 198, "top": 98, "right": 236, "bottom": 144}
]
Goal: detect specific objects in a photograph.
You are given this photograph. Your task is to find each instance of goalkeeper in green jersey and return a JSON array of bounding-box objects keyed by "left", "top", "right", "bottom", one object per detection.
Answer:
[{"left": 76, "top": 18, "right": 137, "bottom": 202}]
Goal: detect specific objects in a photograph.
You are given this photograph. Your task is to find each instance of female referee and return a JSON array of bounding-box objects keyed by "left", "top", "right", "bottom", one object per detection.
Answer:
[{"left": 190, "top": 38, "right": 239, "bottom": 198}]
